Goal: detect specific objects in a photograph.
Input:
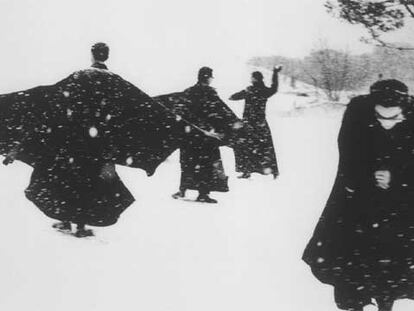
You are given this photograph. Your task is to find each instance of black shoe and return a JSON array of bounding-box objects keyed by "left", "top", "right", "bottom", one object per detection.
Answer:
[
  {"left": 74, "top": 228, "right": 94, "bottom": 238},
  {"left": 196, "top": 195, "right": 218, "bottom": 204},
  {"left": 52, "top": 221, "right": 71, "bottom": 231},
  {"left": 172, "top": 191, "right": 185, "bottom": 199},
  {"left": 237, "top": 173, "right": 251, "bottom": 179},
  {"left": 273, "top": 173, "right": 279, "bottom": 180}
]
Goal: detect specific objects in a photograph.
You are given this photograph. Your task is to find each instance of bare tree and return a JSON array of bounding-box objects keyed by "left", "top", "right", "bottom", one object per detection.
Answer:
[
  {"left": 326, "top": 0, "right": 414, "bottom": 50},
  {"left": 303, "top": 44, "right": 356, "bottom": 101}
]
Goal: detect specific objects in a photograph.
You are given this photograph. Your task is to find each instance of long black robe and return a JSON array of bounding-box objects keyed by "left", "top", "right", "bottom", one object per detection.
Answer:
[
  {"left": 302, "top": 94, "right": 414, "bottom": 309},
  {"left": 154, "top": 83, "right": 241, "bottom": 193},
  {"left": 0, "top": 68, "right": 183, "bottom": 226},
  {"left": 229, "top": 69, "right": 279, "bottom": 177}
]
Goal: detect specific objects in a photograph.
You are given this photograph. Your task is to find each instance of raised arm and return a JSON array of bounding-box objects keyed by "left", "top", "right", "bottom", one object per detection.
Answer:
[{"left": 264, "top": 65, "right": 282, "bottom": 98}]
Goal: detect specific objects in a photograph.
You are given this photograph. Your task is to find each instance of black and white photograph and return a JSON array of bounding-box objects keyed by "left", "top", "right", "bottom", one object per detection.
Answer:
[{"left": 0, "top": 1, "right": 414, "bottom": 310}]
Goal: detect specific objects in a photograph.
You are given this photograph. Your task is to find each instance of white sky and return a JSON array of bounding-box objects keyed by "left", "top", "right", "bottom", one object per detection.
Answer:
[{"left": 0, "top": 0, "right": 410, "bottom": 94}]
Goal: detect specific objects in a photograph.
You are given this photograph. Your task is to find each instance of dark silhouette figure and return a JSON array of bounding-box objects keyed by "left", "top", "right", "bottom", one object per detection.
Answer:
[
  {"left": 0, "top": 43, "right": 183, "bottom": 237},
  {"left": 229, "top": 66, "right": 282, "bottom": 179},
  {"left": 155, "top": 67, "right": 241, "bottom": 203},
  {"left": 52, "top": 42, "right": 113, "bottom": 237},
  {"left": 303, "top": 80, "right": 414, "bottom": 311},
  {"left": 173, "top": 67, "right": 237, "bottom": 203}
]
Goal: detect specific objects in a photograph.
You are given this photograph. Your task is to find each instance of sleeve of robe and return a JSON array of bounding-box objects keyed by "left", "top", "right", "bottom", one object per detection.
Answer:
[
  {"left": 229, "top": 89, "right": 247, "bottom": 101},
  {"left": 336, "top": 97, "right": 371, "bottom": 192},
  {"left": 263, "top": 68, "right": 279, "bottom": 98}
]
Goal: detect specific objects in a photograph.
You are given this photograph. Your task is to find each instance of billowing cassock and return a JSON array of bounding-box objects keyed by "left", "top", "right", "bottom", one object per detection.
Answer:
[
  {"left": 0, "top": 68, "right": 183, "bottom": 226},
  {"left": 155, "top": 83, "right": 242, "bottom": 194}
]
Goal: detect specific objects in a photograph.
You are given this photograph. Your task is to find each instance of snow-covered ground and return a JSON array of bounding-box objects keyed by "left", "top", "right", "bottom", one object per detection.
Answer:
[{"left": 1, "top": 83, "right": 413, "bottom": 311}]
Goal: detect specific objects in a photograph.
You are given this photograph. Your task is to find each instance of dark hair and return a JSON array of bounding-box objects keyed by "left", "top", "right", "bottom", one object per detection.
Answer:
[
  {"left": 252, "top": 71, "right": 265, "bottom": 87},
  {"left": 370, "top": 79, "right": 408, "bottom": 95},
  {"left": 370, "top": 79, "right": 409, "bottom": 107},
  {"left": 252, "top": 71, "right": 263, "bottom": 81},
  {"left": 198, "top": 66, "right": 213, "bottom": 83},
  {"left": 91, "top": 42, "right": 109, "bottom": 62}
]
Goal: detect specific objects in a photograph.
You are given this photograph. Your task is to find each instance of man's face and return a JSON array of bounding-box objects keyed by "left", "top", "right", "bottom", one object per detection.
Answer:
[{"left": 374, "top": 104, "right": 404, "bottom": 130}]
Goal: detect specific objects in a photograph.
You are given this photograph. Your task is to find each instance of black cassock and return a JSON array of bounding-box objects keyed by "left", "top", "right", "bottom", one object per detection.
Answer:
[
  {"left": 154, "top": 83, "right": 241, "bottom": 194},
  {"left": 0, "top": 68, "right": 182, "bottom": 226},
  {"left": 302, "top": 95, "right": 414, "bottom": 309},
  {"left": 229, "top": 69, "right": 279, "bottom": 177}
]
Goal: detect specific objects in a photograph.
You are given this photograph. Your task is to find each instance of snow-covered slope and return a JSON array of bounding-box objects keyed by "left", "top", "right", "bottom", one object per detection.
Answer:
[{"left": 0, "top": 78, "right": 412, "bottom": 311}]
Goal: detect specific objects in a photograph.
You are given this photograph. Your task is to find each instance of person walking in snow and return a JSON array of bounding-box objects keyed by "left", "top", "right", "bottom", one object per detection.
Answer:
[
  {"left": 1, "top": 42, "right": 182, "bottom": 237},
  {"left": 229, "top": 65, "right": 282, "bottom": 179},
  {"left": 303, "top": 79, "right": 414, "bottom": 311},
  {"left": 48, "top": 42, "right": 128, "bottom": 237},
  {"left": 156, "top": 67, "right": 241, "bottom": 203}
]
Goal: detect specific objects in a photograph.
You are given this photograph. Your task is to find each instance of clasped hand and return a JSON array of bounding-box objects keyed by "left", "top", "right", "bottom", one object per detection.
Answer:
[{"left": 374, "top": 170, "right": 391, "bottom": 190}]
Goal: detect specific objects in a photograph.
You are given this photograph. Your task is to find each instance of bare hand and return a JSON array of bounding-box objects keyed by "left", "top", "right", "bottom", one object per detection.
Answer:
[
  {"left": 204, "top": 130, "right": 224, "bottom": 140},
  {"left": 2, "top": 150, "right": 17, "bottom": 166},
  {"left": 274, "top": 65, "right": 283, "bottom": 72},
  {"left": 374, "top": 170, "right": 391, "bottom": 189}
]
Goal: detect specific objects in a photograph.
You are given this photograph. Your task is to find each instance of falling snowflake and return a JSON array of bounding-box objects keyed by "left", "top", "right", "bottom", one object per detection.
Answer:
[
  {"left": 263, "top": 168, "right": 272, "bottom": 175},
  {"left": 89, "top": 127, "right": 98, "bottom": 138},
  {"left": 233, "top": 121, "right": 243, "bottom": 129},
  {"left": 126, "top": 157, "right": 133, "bottom": 166}
]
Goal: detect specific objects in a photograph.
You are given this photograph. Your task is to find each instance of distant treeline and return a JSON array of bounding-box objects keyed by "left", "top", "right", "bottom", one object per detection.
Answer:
[{"left": 249, "top": 46, "right": 414, "bottom": 101}]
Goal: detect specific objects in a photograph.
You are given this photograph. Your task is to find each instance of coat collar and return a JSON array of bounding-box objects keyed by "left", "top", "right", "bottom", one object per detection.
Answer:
[{"left": 91, "top": 62, "right": 108, "bottom": 70}]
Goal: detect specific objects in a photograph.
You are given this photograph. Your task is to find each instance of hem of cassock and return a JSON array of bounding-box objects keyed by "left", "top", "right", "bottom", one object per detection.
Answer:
[
  {"left": 180, "top": 186, "right": 229, "bottom": 192},
  {"left": 235, "top": 167, "right": 279, "bottom": 175},
  {"left": 25, "top": 193, "right": 135, "bottom": 227}
]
